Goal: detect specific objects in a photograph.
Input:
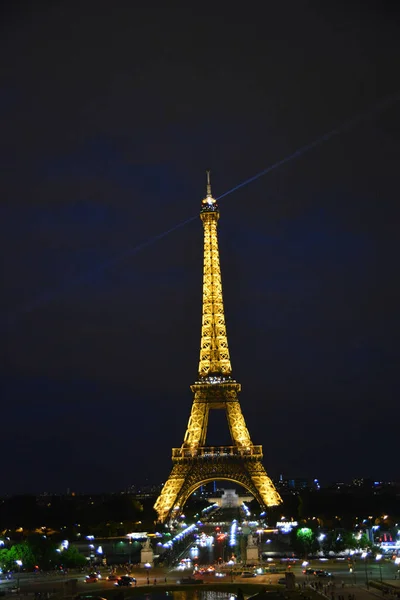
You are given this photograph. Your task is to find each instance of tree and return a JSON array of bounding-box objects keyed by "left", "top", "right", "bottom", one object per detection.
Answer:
[
  {"left": 343, "top": 531, "right": 357, "bottom": 550},
  {"left": 0, "top": 548, "right": 11, "bottom": 571},
  {"left": 26, "top": 535, "right": 58, "bottom": 571},
  {"left": 358, "top": 534, "right": 369, "bottom": 550},
  {"left": 334, "top": 531, "right": 357, "bottom": 553},
  {"left": 294, "top": 527, "right": 315, "bottom": 557},
  {"left": 7, "top": 543, "right": 36, "bottom": 570},
  {"left": 59, "top": 545, "right": 87, "bottom": 568}
]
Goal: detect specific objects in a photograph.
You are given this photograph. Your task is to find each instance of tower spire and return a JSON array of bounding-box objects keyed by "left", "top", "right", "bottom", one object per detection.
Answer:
[
  {"left": 206, "top": 169, "right": 212, "bottom": 197},
  {"left": 201, "top": 170, "right": 218, "bottom": 211}
]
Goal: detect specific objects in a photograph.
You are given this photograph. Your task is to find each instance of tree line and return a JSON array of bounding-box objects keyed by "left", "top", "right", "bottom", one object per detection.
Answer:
[
  {"left": 0, "top": 537, "right": 87, "bottom": 572},
  {"left": 0, "top": 494, "right": 156, "bottom": 535}
]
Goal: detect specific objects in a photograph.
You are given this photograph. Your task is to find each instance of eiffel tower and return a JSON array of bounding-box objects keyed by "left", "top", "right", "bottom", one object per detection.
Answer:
[{"left": 154, "top": 173, "right": 282, "bottom": 523}]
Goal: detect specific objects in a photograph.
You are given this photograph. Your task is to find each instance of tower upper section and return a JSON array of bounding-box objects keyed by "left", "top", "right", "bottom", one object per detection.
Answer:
[{"left": 198, "top": 172, "right": 233, "bottom": 379}]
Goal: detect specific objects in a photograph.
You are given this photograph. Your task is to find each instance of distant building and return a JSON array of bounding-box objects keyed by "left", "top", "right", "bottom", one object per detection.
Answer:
[
  {"left": 208, "top": 489, "right": 253, "bottom": 508},
  {"left": 276, "top": 475, "right": 314, "bottom": 491}
]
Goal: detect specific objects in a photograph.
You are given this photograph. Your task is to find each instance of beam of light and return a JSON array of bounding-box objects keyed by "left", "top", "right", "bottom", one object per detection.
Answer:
[
  {"left": 3, "top": 90, "right": 400, "bottom": 328},
  {"left": 217, "top": 90, "right": 400, "bottom": 200}
]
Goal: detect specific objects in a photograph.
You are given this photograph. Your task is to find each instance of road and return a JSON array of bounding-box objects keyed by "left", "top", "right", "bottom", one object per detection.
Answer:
[
  {"left": 2, "top": 563, "right": 399, "bottom": 600},
  {"left": 281, "top": 559, "right": 398, "bottom": 584},
  {"left": 0, "top": 568, "right": 183, "bottom": 595}
]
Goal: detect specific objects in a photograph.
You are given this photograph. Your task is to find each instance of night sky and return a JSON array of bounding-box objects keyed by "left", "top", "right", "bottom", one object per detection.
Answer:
[{"left": 1, "top": 1, "right": 399, "bottom": 495}]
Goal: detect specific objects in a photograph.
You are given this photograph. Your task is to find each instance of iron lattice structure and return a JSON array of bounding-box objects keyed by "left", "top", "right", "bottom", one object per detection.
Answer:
[{"left": 154, "top": 174, "right": 282, "bottom": 523}]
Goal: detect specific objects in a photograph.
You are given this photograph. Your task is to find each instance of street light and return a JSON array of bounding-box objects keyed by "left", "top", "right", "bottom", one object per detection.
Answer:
[
  {"left": 361, "top": 553, "right": 368, "bottom": 589},
  {"left": 88, "top": 544, "right": 95, "bottom": 568},
  {"left": 227, "top": 560, "right": 235, "bottom": 582},
  {"left": 15, "top": 560, "right": 22, "bottom": 591},
  {"left": 144, "top": 562, "right": 151, "bottom": 584},
  {"left": 376, "top": 555, "right": 383, "bottom": 582}
]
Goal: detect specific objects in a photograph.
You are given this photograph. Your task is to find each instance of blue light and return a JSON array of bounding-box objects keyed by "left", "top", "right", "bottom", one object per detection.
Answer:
[{"left": 229, "top": 520, "right": 238, "bottom": 547}]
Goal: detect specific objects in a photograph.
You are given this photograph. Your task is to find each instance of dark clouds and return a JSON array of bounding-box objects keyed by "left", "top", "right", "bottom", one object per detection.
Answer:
[{"left": 1, "top": 1, "right": 399, "bottom": 493}]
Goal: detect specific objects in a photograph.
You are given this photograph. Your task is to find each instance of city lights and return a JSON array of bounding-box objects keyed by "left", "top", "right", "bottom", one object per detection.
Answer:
[
  {"left": 162, "top": 523, "right": 197, "bottom": 549},
  {"left": 229, "top": 520, "right": 238, "bottom": 547}
]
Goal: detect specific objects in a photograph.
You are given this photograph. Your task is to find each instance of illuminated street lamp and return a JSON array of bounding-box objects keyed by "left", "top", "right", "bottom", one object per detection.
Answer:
[
  {"left": 376, "top": 554, "right": 383, "bottom": 582},
  {"left": 227, "top": 559, "right": 235, "bottom": 582},
  {"left": 15, "top": 560, "right": 22, "bottom": 590},
  {"left": 144, "top": 562, "right": 151, "bottom": 584},
  {"left": 256, "top": 529, "right": 263, "bottom": 544},
  {"left": 361, "top": 552, "right": 369, "bottom": 588},
  {"left": 88, "top": 543, "right": 95, "bottom": 567}
]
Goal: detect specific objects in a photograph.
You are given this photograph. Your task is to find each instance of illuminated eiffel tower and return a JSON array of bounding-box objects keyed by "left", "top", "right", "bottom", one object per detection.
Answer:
[{"left": 154, "top": 173, "right": 282, "bottom": 523}]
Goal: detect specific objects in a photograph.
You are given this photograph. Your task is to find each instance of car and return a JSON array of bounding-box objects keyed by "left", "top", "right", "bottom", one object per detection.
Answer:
[
  {"left": 315, "top": 570, "right": 331, "bottom": 577},
  {"left": 115, "top": 576, "right": 136, "bottom": 587},
  {"left": 106, "top": 575, "right": 118, "bottom": 581},
  {"left": 241, "top": 572, "right": 256, "bottom": 578},
  {"left": 303, "top": 568, "right": 316, "bottom": 575},
  {"left": 180, "top": 577, "right": 202, "bottom": 584},
  {"left": 76, "top": 596, "right": 107, "bottom": 600},
  {"left": 85, "top": 575, "right": 99, "bottom": 583}
]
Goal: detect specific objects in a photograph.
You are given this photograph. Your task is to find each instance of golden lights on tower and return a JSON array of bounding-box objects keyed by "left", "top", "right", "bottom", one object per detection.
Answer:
[{"left": 154, "top": 173, "right": 282, "bottom": 523}]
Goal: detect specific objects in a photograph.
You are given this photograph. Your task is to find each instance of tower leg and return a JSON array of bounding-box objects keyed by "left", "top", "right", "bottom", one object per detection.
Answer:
[
  {"left": 183, "top": 401, "right": 209, "bottom": 448},
  {"left": 153, "top": 463, "right": 189, "bottom": 523},
  {"left": 246, "top": 460, "right": 282, "bottom": 507},
  {"left": 226, "top": 401, "right": 252, "bottom": 447}
]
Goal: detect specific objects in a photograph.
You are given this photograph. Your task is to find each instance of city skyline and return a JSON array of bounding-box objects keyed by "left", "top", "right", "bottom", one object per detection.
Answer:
[
  {"left": 1, "top": 2, "right": 399, "bottom": 494},
  {"left": 2, "top": 475, "right": 400, "bottom": 498}
]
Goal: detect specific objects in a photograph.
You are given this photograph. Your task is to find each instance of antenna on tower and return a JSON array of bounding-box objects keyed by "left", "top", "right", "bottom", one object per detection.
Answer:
[{"left": 206, "top": 170, "right": 212, "bottom": 197}]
